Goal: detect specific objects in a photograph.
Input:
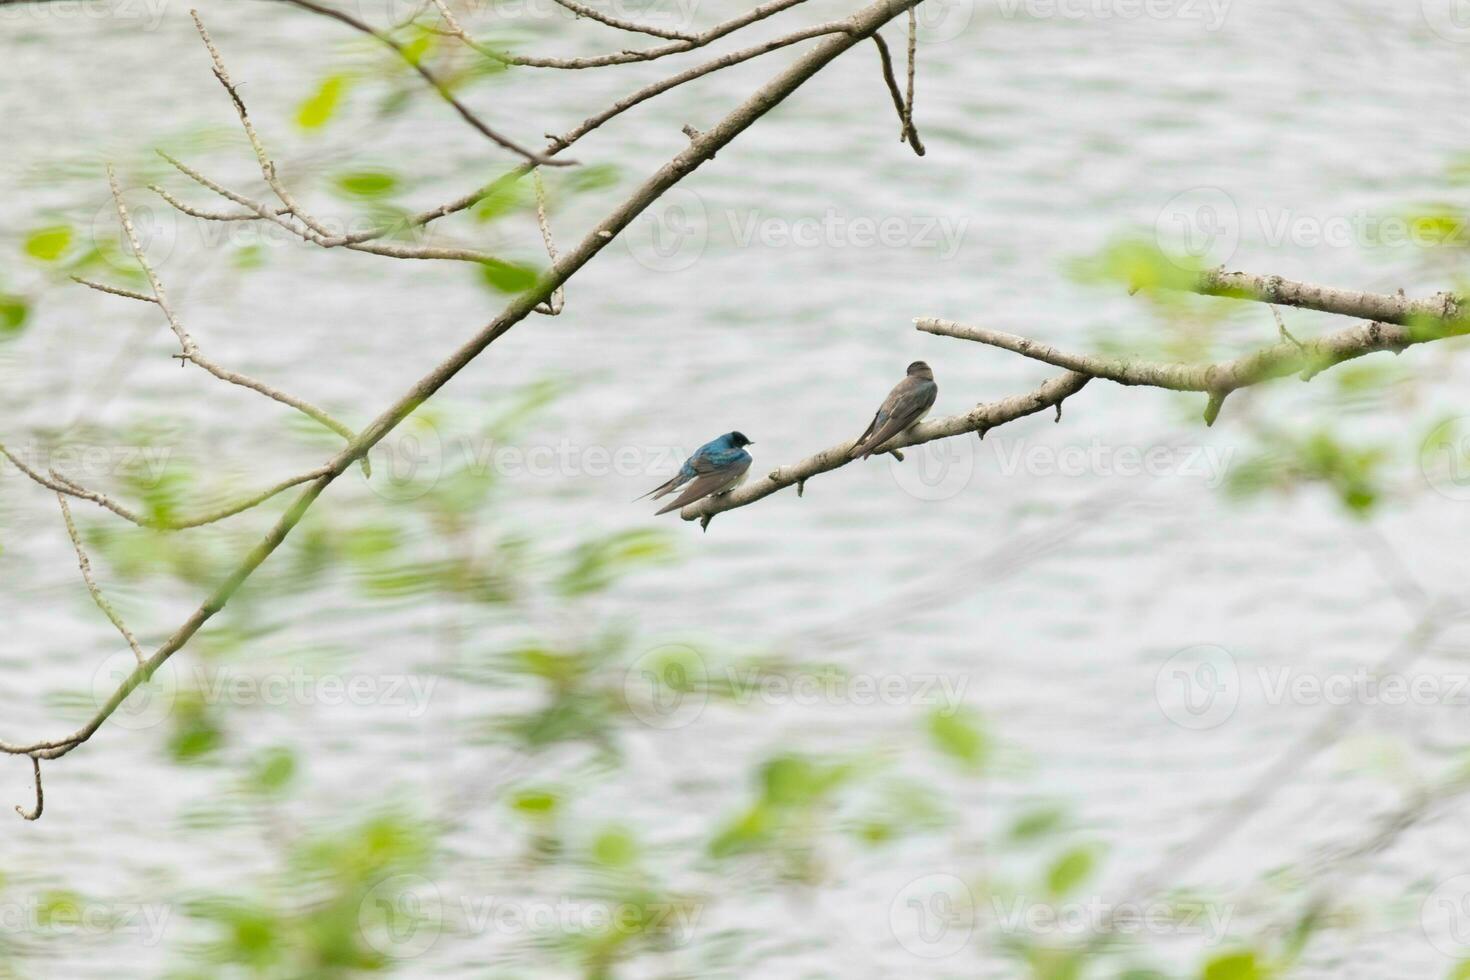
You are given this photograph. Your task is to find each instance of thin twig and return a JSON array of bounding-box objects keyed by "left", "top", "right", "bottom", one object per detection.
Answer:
[
  {"left": 155, "top": 158, "right": 508, "bottom": 265},
  {"left": 15, "top": 756, "right": 42, "bottom": 821},
  {"left": 56, "top": 492, "right": 147, "bottom": 665},
  {"left": 548, "top": 21, "right": 849, "bottom": 150},
  {"left": 532, "top": 172, "right": 564, "bottom": 316},
  {"left": 431, "top": 0, "right": 811, "bottom": 70},
  {"left": 546, "top": 0, "right": 696, "bottom": 41},
  {"left": 870, "top": 31, "right": 924, "bottom": 155},
  {"left": 108, "top": 166, "right": 364, "bottom": 458},
  {"left": 265, "top": 0, "right": 572, "bottom": 166},
  {"left": 70, "top": 277, "right": 160, "bottom": 305},
  {"left": 902, "top": 8, "right": 916, "bottom": 139},
  {"left": 0, "top": 442, "right": 330, "bottom": 530}
]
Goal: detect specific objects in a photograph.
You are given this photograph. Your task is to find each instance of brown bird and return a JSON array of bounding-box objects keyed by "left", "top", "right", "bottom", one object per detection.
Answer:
[{"left": 849, "top": 361, "right": 938, "bottom": 460}]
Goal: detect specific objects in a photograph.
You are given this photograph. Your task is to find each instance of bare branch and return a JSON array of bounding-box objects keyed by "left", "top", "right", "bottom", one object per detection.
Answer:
[
  {"left": 903, "top": 9, "right": 916, "bottom": 138},
  {"left": 0, "top": 442, "right": 329, "bottom": 530},
  {"left": 679, "top": 372, "right": 1091, "bottom": 523},
  {"left": 108, "top": 167, "right": 364, "bottom": 456},
  {"left": 532, "top": 172, "right": 565, "bottom": 316},
  {"left": 915, "top": 309, "right": 1456, "bottom": 425},
  {"left": 108, "top": 167, "right": 196, "bottom": 356},
  {"left": 548, "top": 22, "right": 849, "bottom": 150},
  {"left": 148, "top": 184, "right": 291, "bottom": 223},
  {"left": 1, "top": 0, "right": 929, "bottom": 786},
  {"left": 1192, "top": 268, "right": 1462, "bottom": 325},
  {"left": 56, "top": 493, "right": 146, "bottom": 665},
  {"left": 15, "top": 757, "right": 42, "bottom": 821},
  {"left": 545, "top": 0, "right": 696, "bottom": 41},
  {"left": 431, "top": 0, "right": 812, "bottom": 70},
  {"left": 154, "top": 159, "right": 509, "bottom": 265},
  {"left": 70, "top": 276, "right": 159, "bottom": 305},
  {"left": 266, "top": 0, "right": 572, "bottom": 166},
  {"left": 870, "top": 31, "right": 924, "bottom": 155}
]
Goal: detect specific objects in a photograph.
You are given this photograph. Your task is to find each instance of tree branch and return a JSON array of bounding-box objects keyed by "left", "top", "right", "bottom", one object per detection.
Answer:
[
  {"left": 430, "top": 0, "right": 812, "bottom": 70},
  {"left": 262, "top": 0, "right": 572, "bottom": 166},
  {"left": 679, "top": 372, "right": 1091, "bottom": 526},
  {"left": 107, "top": 167, "right": 365, "bottom": 458},
  {"left": 56, "top": 493, "right": 146, "bottom": 666},
  {"left": 548, "top": 21, "right": 850, "bottom": 150},
  {"left": 546, "top": 0, "right": 697, "bottom": 41},
  {"left": 1192, "top": 268, "right": 1462, "bottom": 326},
  {"left": 911, "top": 283, "right": 1464, "bottom": 423},
  {"left": 1, "top": 0, "right": 927, "bottom": 789},
  {"left": 0, "top": 442, "right": 330, "bottom": 530},
  {"left": 870, "top": 31, "right": 923, "bottom": 155},
  {"left": 15, "top": 756, "right": 42, "bottom": 821}
]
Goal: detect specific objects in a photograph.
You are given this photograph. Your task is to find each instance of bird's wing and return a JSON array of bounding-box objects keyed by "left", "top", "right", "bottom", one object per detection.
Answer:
[
  {"left": 849, "top": 409, "right": 885, "bottom": 458},
  {"left": 854, "top": 378, "right": 937, "bottom": 459},
  {"left": 638, "top": 451, "right": 712, "bottom": 501},
  {"left": 638, "top": 471, "right": 690, "bottom": 501},
  {"left": 655, "top": 455, "right": 751, "bottom": 515}
]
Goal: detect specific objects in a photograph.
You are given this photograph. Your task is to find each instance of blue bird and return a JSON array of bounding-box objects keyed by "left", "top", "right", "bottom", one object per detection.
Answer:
[
  {"left": 849, "top": 361, "right": 938, "bottom": 460},
  {"left": 642, "top": 431, "right": 754, "bottom": 515}
]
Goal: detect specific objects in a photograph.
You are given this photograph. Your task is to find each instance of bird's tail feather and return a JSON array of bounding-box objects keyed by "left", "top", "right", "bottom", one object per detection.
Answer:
[{"left": 635, "top": 475, "right": 681, "bottom": 502}]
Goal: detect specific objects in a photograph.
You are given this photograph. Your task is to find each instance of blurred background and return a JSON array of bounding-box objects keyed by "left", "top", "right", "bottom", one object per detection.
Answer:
[{"left": 2, "top": 0, "right": 1470, "bottom": 976}]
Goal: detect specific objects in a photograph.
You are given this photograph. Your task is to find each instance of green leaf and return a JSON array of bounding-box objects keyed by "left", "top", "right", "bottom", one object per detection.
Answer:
[
  {"left": 591, "top": 827, "right": 638, "bottom": 868},
  {"left": 247, "top": 747, "right": 297, "bottom": 794},
  {"left": 926, "top": 708, "right": 988, "bottom": 770},
  {"left": 1008, "top": 806, "right": 1065, "bottom": 842},
  {"left": 758, "top": 754, "right": 853, "bottom": 808},
  {"left": 478, "top": 259, "right": 541, "bottom": 295},
  {"left": 1200, "top": 950, "right": 1263, "bottom": 980},
  {"left": 510, "top": 788, "right": 560, "bottom": 817},
  {"left": 0, "top": 295, "right": 30, "bottom": 337},
  {"left": 709, "top": 804, "right": 771, "bottom": 858},
  {"left": 24, "top": 225, "right": 72, "bottom": 262},
  {"left": 1068, "top": 235, "right": 1202, "bottom": 295},
  {"left": 471, "top": 182, "right": 527, "bottom": 223},
  {"left": 1045, "top": 846, "right": 1097, "bottom": 897},
  {"left": 232, "top": 244, "right": 267, "bottom": 270},
  {"left": 567, "top": 163, "right": 621, "bottom": 194},
  {"left": 168, "top": 692, "right": 225, "bottom": 763},
  {"left": 296, "top": 75, "right": 348, "bottom": 130},
  {"left": 557, "top": 529, "right": 675, "bottom": 596},
  {"left": 401, "top": 32, "right": 435, "bottom": 66},
  {"left": 333, "top": 170, "right": 399, "bottom": 199}
]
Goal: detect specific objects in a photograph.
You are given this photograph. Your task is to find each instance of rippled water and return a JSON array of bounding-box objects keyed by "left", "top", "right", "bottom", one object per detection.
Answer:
[{"left": 3, "top": 0, "right": 1470, "bottom": 976}]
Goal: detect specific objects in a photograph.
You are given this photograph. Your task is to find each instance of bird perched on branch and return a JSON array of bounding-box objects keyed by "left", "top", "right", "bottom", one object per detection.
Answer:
[
  {"left": 642, "top": 431, "right": 754, "bottom": 515},
  {"left": 849, "top": 361, "right": 938, "bottom": 460}
]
